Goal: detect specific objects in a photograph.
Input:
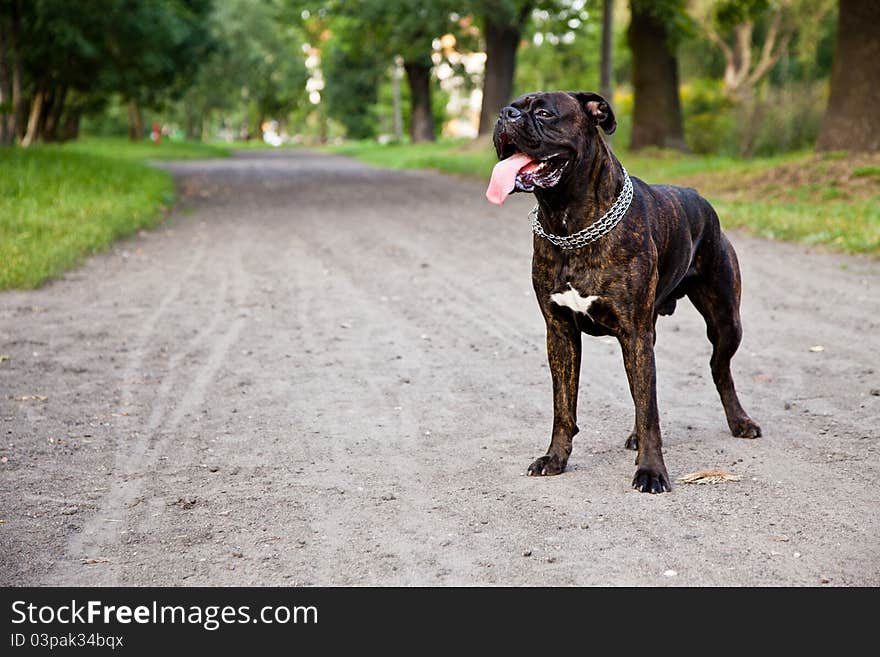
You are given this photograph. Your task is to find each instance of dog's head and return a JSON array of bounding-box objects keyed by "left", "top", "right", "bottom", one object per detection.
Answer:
[{"left": 490, "top": 91, "right": 616, "bottom": 198}]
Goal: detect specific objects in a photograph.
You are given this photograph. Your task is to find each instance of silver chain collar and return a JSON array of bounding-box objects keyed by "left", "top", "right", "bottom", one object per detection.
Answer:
[{"left": 529, "top": 167, "right": 633, "bottom": 249}]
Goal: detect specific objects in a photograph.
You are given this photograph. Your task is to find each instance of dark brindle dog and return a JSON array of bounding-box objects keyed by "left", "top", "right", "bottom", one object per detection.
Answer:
[{"left": 486, "top": 91, "right": 761, "bottom": 493}]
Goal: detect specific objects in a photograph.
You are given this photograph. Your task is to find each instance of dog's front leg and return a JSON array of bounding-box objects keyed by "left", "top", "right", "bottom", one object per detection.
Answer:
[
  {"left": 528, "top": 313, "right": 581, "bottom": 476},
  {"left": 619, "top": 329, "right": 672, "bottom": 493}
]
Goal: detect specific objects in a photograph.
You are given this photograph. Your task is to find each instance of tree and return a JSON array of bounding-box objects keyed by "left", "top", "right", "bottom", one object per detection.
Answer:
[
  {"left": 0, "top": 0, "right": 23, "bottom": 145},
  {"left": 627, "top": 0, "right": 687, "bottom": 151},
  {"left": 2, "top": 0, "right": 214, "bottom": 146},
  {"left": 347, "top": 1, "right": 458, "bottom": 142},
  {"left": 102, "top": 0, "right": 214, "bottom": 141},
  {"left": 511, "top": 2, "right": 596, "bottom": 96},
  {"left": 695, "top": 0, "right": 804, "bottom": 103},
  {"left": 15, "top": 0, "right": 119, "bottom": 146},
  {"left": 475, "top": 0, "right": 533, "bottom": 135},
  {"left": 600, "top": 0, "right": 613, "bottom": 104},
  {"left": 291, "top": 1, "right": 455, "bottom": 143},
  {"left": 817, "top": 0, "right": 880, "bottom": 152},
  {"left": 322, "top": 25, "right": 386, "bottom": 139}
]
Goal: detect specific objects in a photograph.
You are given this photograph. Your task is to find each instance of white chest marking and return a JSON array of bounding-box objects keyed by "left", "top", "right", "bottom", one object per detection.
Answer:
[{"left": 550, "top": 283, "right": 599, "bottom": 316}]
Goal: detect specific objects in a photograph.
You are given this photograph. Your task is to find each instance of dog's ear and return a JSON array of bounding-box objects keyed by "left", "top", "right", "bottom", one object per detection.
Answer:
[{"left": 568, "top": 91, "right": 616, "bottom": 135}]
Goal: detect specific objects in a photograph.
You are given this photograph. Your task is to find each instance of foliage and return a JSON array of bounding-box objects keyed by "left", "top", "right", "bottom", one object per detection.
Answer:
[
  {"left": 172, "top": 0, "right": 308, "bottom": 139},
  {"left": 2, "top": 0, "right": 214, "bottom": 143},
  {"left": 100, "top": 0, "right": 215, "bottom": 109},
  {"left": 321, "top": 20, "right": 387, "bottom": 139},
  {"left": 514, "top": 1, "right": 600, "bottom": 94},
  {"left": 629, "top": 0, "right": 694, "bottom": 45}
]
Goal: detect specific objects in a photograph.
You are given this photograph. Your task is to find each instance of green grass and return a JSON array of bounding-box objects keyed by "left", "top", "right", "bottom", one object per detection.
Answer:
[
  {"left": 328, "top": 139, "right": 879, "bottom": 255},
  {"left": 63, "top": 136, "right": 231, "bottom": 161},
  {"left": 0, "top": 138, "right": 230, "bottom": 289},
  {"left": 713, "top": 198, "right": 879, "bottom": 253},
  {"left": 329, "top": 139, "right": 498, "bottom": 177}
]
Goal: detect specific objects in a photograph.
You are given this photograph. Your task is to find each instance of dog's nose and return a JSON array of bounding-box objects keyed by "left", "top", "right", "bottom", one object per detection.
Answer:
[{"left": 501, "top": 106, "right": 522, "bottom": 122}]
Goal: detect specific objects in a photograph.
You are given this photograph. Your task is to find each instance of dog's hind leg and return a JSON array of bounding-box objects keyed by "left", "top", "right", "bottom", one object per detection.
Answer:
[
  {"left": 687, "top": 234, "right": 761, "bottom": 438},
  {"left": 528, "top": 313, "right": 581, "bottom": 476}
]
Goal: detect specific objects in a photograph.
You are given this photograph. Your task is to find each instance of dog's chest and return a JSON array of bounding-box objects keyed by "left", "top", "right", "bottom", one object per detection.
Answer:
[
  {"left": 550, "top": 283, "right": 599, "bottom": 316},
  {"left": 535, "top": 253, "right": 627, "bottom": 334}
]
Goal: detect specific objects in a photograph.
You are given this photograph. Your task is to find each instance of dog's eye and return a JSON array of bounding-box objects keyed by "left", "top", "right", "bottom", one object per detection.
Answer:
[{"left": 535, "top": 109, "right": 554, "bottom": 119}]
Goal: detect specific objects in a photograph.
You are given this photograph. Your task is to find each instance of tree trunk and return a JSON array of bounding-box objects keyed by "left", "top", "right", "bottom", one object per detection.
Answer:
[
  {"left": 0, "top": 17, "right": 10, "bottom": 146},
  {"left": 41, "top": 86, "right": 66, "bottom": 142},
  {"left": 185, "top": 110, "right": 197, "bottom": 140},
  {"left": 21, "top": 90, "right": 45, "bottom": 147},
  {"left": 127, "top": 99, "right": 144, "bottom": 141},
  {"left": 404, "top": 59, "right": 435, "bottom": 143},
  {"left": 816, "top": 0, "right": 880, "bottom": 152},
  {"left": 478, "top": 17, "right": 521, "bottom": 136},
  {"left": 600, "top": 0, "right": 613, "bottom": 102},
  {"left": 600, "top": 0, "right": 613, "bottom": 145},
  {"left": 61, "top": 109, "right": 80, "bottom": 141},
  {"left": 0, "top": 3, "right": 22, "bottom": 144},
  {"left": 391, "top": 56, "right": 403, "bottom": 141},
  {"left": 11, "top": 21, "right": 22, "bottom": 140},
  {"left": 627, "top": 1, "right": 687, "bottom": 151}
]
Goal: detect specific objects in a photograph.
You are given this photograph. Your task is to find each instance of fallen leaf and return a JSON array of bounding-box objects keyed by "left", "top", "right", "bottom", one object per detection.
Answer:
[
  {"left": 81, "top": 558, "right": 110, "bottom": 565},
  {"left": 11, "top": 395, "right": 48, "bottom": 401},
  {"left": 0, "top": 355, "right": 9, "bottom": 363},
  {"left": 169, "top": 497, "right": 198, "bottom": 510},
  {"left": 809, "top": 345, "right": 825, "bottom": 352},
  {"left": 676, "top": 469, "right": 743, "bottom": 484}
]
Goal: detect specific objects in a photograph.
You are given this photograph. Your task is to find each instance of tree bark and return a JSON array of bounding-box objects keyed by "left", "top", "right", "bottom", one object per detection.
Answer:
[
  {"left": 0, "top": 17, "right": 10, "bottom": 145},
  {"left": 185, "top": 111, "right": 196, "bottom": 140},
  {"left": 61, "top": 109, "right": 80, "bottom": 141},
  {"left": 600, "top": 0, "right": 613, "bottom": 102},
  {"left": 42, "top": 86, "right": 67, "bottom": 142},
  {"left": 817, "top": 0, "right": 880, "bottom": 152},
  {"left": 478, "top": 16, "right": 522, "bottom": 136},
  {"left": 391, "top": 56, "right": 403, "bottom": 141},
  {"left": 11, "top": 16, "right": 22, "bottom": 140},
  {"left": 21, "top": 89, "right": 44, "bottom": 147},
  {"left": 404, "top": 59, "right": 435, "bottom": 143},
  {"left": 627, "top": 2, "right": 687, "bottom": 151},
  {"left": 127, "top": 99, "right": 144, "bottom": 141},
  {"left": 0, "top": 3, "right": 21, "bottom": 144}
]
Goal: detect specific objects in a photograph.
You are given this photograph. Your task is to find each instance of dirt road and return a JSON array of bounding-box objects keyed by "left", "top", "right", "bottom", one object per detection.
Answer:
[{"left": 1, "top": 150, "right": 878, "bottom": 586}]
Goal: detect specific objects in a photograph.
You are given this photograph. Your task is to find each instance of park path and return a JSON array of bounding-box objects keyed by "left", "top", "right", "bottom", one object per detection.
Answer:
[{"left": 1, "top": 150, "right": 878, "bottom": 586}]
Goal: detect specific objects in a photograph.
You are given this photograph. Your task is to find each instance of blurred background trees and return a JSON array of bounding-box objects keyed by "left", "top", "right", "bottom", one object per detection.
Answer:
[
  {"left": 0, "top": 0, "right": 213, "bottom": 145},
  {"left": 0, "top": 0, "right": 876, "bottom": 154}
]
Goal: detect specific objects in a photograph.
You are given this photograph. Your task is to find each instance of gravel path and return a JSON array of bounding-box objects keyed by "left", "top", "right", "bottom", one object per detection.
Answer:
[{"left": 1, "top": 150, "right": 878, "bottom": 586}]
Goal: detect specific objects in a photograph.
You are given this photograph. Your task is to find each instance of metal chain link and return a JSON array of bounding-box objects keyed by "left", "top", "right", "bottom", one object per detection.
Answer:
[{"left": 529, "top": 168, "right": 633, "bottom": 249}]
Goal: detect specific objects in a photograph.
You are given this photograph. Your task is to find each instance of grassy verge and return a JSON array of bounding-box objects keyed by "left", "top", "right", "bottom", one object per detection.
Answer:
[
  {"left": 0, "top": 138, "right": 230, "bottom": 289},
  {"left": 329, "top": 139, "right": 879, "bottom": 255}
]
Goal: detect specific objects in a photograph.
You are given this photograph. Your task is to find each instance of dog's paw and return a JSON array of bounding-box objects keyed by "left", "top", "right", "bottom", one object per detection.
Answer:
[
  {"left": 730, "top": 417, "right": 762, "bottom": 439},
  {"left": 527, "top": 454, "right": 567, "bottom": 476},
  {"left": 632, "top": 465, "right": 671, "bottom": 494},
  {"left": 624, "top": 432, "right": 638, "bottom": 451}
]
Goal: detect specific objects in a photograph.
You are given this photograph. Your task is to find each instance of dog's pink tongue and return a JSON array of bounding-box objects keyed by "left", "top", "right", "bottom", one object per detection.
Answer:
[{"left": 486, "top": 152, "right": 534, "bottom": 205}]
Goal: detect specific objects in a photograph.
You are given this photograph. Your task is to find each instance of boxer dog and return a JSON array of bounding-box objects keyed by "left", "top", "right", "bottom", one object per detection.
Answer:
[{"left": 486, "top": 91, "right": 761, "bottom": 493}]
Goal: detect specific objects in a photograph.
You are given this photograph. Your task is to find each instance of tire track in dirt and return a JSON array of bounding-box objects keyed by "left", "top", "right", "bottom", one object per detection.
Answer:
[{"left": 46, "top": 227, "right": 251, "bottom": 584}]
